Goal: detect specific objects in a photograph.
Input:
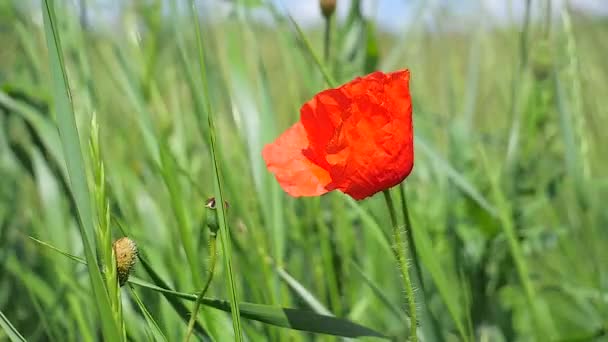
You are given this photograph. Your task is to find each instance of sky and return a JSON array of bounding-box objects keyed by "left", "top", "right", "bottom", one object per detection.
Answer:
[
  {"left": 20, "top": 0, "right": 608, "bottom": 33},
  {"left": 270, "top": 0, "right": 608, "bottom": 32}
]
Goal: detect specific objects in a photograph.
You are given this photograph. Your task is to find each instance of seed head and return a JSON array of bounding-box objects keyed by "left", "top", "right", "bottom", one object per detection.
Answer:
[{"left": 113, "top": 237, "right": 138, "bottom": 286}]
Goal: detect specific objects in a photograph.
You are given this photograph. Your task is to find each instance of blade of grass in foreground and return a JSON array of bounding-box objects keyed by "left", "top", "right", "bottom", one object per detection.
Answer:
[
  {"left": 350, "top": 261, "right": 408, "bottom": 323},
  {"left": 138, "top": 249, "right": 212, "bottom": 340},
  {"left": 276, "top": 267, "right": 332, "bottom": 316},
  {"left": 29, "top": 235, "right": 212, "bottom": 339},
  {"left": 159, "top": 141, "right": 202, "bottom": 288},
  {"left": 129, "top": 277, "right": 387, "bottom": 339},
  {"left": 0, "top": 310, "right": 26, "bottom": 342},
  {"left": 32, "top": 237, "right": 385, "bottom": 339},
  {"left": 41, "top": 0, "right": 121, "bottom": 340},
  {"left": 128, "top": 285, "right": 169, "bottom": 342},
  {"left": 189, "top": 0, "right": 243, "bottom": 339}
]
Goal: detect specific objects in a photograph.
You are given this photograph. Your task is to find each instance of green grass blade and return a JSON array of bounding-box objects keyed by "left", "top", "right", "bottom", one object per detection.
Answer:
[
  {"left": 0, "top": 90, "right": 67, "bottom": 179},
  {"left": 350, "top": 261, "right": 407, "bottom": 322},
  {"left": 138, "top": 251, "right": 212, "bottom": 340},
  {"left": 189, "top": 0, "right": 243, "bottom": 338},
  {"left": 28, "top": 236, "right": 87, "bottom": 265},
  {"left": 416, "top": 136, "right": 498, "bottom": 218},
  {"left": 276, "top": 267, "right": 332, "bottom": 316},
  {"left": 0, "top": 310, "right": 26, "bottom": 342},
  {"left": 41, "top": 0, "right": 121, "bottom": 340},
  {"left": 479, "top": 146, "right": 555, "bottom": 339},
  {"left": 129, "top": 277, "right": 387, "bottom": 339},
  {"left": 284, "top": 11, "right": 337, "bottom": 87},
  {"left": 408, "top": 216, "right": 470, "bottom": 341},
  {"left": 128, "top": 285, "right": 169, "bottom": 342},
  {"left": 27, "top": 236, "right": 212, "bottom": 339},
  {"left": 344, "top": 196, "right": 392, "bottom": 255},
  {"left": 158, "top": 141, "right": 201, "bottom": 287}
]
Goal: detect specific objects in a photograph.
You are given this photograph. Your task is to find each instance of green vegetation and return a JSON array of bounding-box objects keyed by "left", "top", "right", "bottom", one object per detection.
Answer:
[{"left": 1, "top": 0, "right": 607, "bottom": 341}]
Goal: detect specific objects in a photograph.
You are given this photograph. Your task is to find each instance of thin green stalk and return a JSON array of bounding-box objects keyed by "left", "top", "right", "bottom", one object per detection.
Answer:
[
  {"left": 506, "top": 0, "right": 532, "bottom": 168},
  {"left": 323, "top": 15, "right": 332, "bottom": 62},
  {"left": 128, "top": 285, "right": 169, "bottom": 342},
  {"left": 316, "top": 215, "right": 343, "bottom": 316},
  {"left": 189, "top": 1, "right": 243, "bottom": 339},
  {"left": 286, "top": 13, "right": 337, "bottom": 87},
  {"left": 383, "top": 190, "right": 417, "bottom": 341},
  {"left": 185, "top": 234, "right": 218, "bottom": 342},
  {"left": 398, "top": 184, "right": 423, "bottom": 291}
]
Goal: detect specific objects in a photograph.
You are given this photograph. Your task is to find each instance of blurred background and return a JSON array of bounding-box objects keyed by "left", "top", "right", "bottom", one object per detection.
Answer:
[{"left": 1, "top": 0, "right": 607, "bottom": 341}]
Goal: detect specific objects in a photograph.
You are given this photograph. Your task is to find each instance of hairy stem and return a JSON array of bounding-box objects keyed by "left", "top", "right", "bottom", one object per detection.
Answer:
[{"left": 383, "top": 190, "right": 417, "bottom": 341}]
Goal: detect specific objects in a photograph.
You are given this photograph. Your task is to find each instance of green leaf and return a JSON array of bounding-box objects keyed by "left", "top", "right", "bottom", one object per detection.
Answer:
[
  {"left": 129, "top": 277, "right": 387, "bottom": 339},
  {"left": 189, "top": 0, "right": 243, "bottom": 338},
  {"left": 41, "top": 0, "right": 122, "bottom": 340},
  {"left": 276, "top": 267, "right": 332, "bottom": 316},
  {"left": 350, "top": 261, "right": 407, "bottom": 322},
  {"left": 137, "top": 251, "right": 212, "bottom": 340},
  {"left": 128, "top": 285, "right": 169, "bottom": 342},
  {"left": 30, "top": 235, "right": 212, "bottom": 340},
  {"left": 0, "top": 310, "right": 26, "bottom": 342},
  {"left": 409, "top": 216, "right": 471, "bottom": 341}
]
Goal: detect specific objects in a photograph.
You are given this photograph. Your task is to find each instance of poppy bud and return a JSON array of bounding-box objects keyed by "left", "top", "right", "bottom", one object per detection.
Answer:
[
  {"left": 112, "top": 237, "right": 138, "bottom": 286},
  {"left": 531, "top": 40, "right": 552, "bottom": 81},
  {"left": 205, "top": 197, "right": 229, "bottom": 235},
  {"left": 319, "top": 0, "right": 336, "bottom": 19}
]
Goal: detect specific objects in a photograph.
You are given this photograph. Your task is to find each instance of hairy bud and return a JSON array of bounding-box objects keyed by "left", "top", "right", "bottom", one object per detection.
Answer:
[{"left": 113, "top": 237, "right": 138, "bottom": 286}]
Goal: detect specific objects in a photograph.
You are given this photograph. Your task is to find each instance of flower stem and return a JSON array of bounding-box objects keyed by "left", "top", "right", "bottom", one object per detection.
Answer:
[
  {"left": 383, "top": 190, "right": 417, "bottom": 341},
  {"left": 185, "top": 233, "right": 217, "bottom": 342},
  {"left": 323, "top": 15, "right": 332, "bottom": 62},
  {"left": 398, "top": 184, "right": 424, "bottom": 291}
]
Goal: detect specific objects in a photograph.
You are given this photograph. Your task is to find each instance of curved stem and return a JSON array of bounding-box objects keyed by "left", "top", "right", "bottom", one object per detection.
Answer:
[
  {"left": 383, "top": 190, "right": 417, "bottom": 341},
  {"left": 185, "top": 234, "right": 218, "bottom": 342}
]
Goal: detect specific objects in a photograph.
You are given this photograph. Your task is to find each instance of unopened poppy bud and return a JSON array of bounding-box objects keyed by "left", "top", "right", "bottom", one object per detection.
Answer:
[
  {"left": 320, "top": 0, "right": 336, "bottom": 19},
  {"left": 531, "top": 40, "right": 552, "bottom": 81},
  {"left": 113, "top": 237, "right": 138, "bottom": 286},
  {"left": 205, "top": 197, "right": 229, "bottom": 234}
]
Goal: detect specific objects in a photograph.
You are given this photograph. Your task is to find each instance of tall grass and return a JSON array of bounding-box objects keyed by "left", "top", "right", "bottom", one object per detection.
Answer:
[{"left": 1, "top": 0, "right": 607, "bottom": 341}]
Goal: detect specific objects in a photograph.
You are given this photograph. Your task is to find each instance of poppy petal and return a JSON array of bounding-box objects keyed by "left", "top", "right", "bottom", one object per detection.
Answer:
[
  {"left": 262, "top": 122, "right": 332, "bottom": 197},
  {"left": 299, "top": 88, "right": 350, "bottom": 169},
  {"left": 263, "top": 69, "right": 413, "bottom": 200},
  {"left": 327, "top": 70, "right": 413, "bottom": 199}
]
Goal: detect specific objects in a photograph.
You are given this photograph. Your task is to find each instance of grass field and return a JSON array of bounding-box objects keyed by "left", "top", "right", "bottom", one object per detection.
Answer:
[{"left": 1, "top": 0, "right": 607, "bottom": 341}]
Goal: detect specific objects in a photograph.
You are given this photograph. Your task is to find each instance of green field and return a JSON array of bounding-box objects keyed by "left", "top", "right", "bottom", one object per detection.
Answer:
[{"left": 1, "top": 0, "right": 607, "bottom": 341}]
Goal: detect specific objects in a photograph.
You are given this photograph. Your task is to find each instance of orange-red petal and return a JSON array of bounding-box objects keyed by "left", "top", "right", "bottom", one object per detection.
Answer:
[
  {"left": 263, "top": 69, "right": 413, "bottom": 200},
  {"left": 262, "top": 122, "right": 332, "bottom": 197},
  {"left": 329, "top": 70, "right": 413, "bottom": 199}
]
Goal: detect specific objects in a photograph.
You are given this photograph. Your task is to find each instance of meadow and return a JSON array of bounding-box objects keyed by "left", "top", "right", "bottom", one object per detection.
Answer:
[{"left": 1, "top": 0, "right": 607, "bottom": 341}]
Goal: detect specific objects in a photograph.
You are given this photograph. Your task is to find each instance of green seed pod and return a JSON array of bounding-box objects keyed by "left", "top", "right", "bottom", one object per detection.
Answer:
[
  {"left": 531, "top": 39, "right": 552, "bottom": 81},
  {"left": 205, "top": 197, "right": 229, "bottom": 235},
  {"left": 113, "top": 237, "right": 138, "bottom": 286}
]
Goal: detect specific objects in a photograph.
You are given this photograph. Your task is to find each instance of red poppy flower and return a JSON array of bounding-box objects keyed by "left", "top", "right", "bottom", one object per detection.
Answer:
[{"left": 262, "top": 69, "right": 413, "bottom": 200}]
